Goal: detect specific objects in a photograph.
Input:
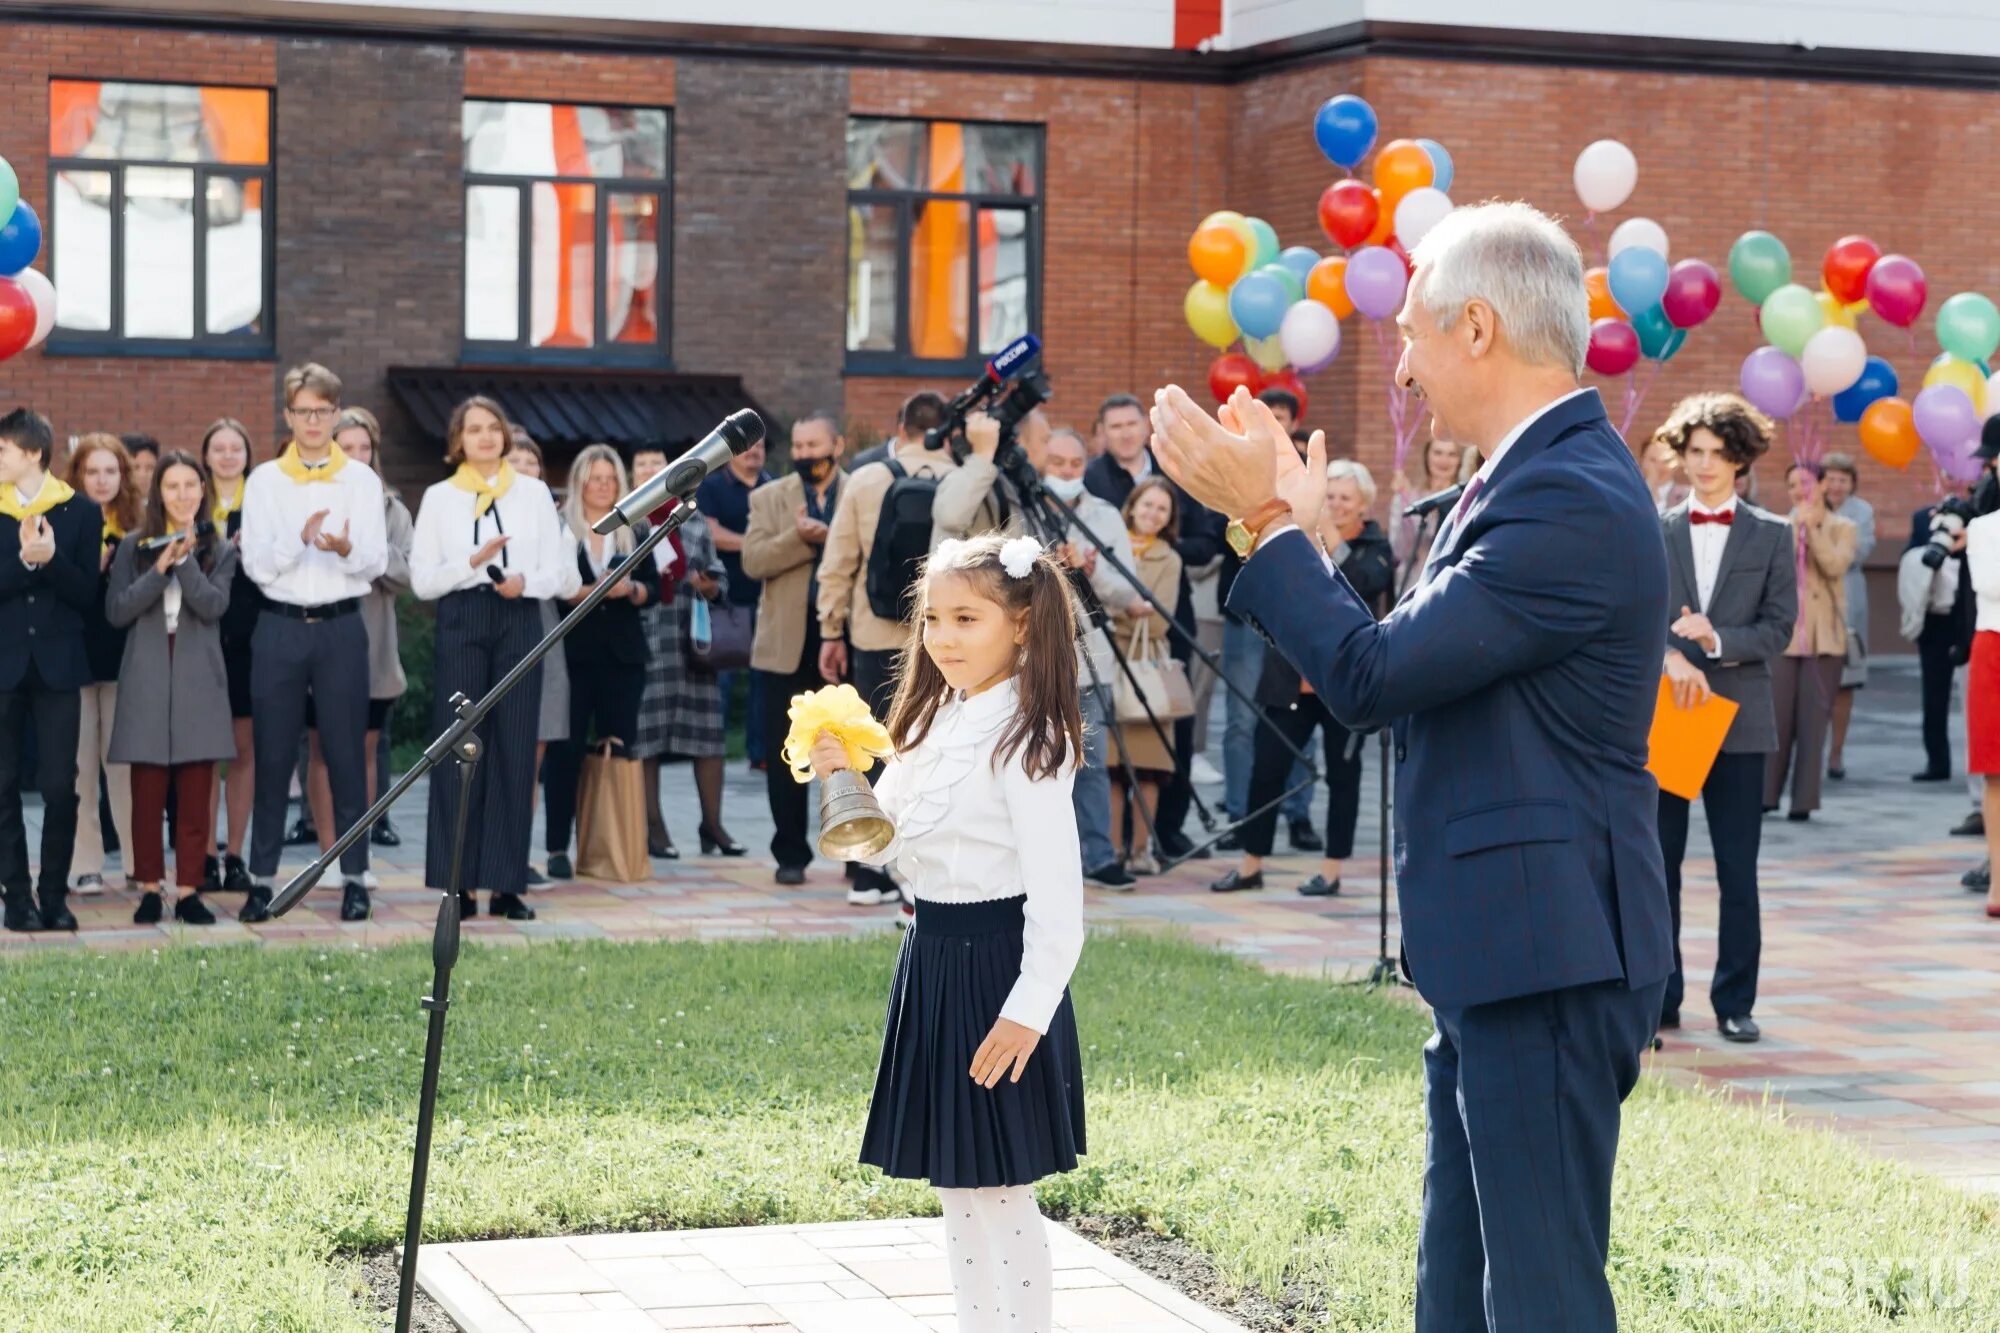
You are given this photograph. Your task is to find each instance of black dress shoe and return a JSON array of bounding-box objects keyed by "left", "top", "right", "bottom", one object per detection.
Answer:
[
  {"left": 287, "top": 816, "right": 318, "bottom": 846},
  {"left": 339, "top": 881, "right": 371, "bottom": 922},
  {"left": 134, "top": 891, "right": 164, "bottom": 925},
  {"left": 1288, "top": 819, "right": 1324, "bottom": 852},
  {"left": 1786, "top": 811, "right": 1811, "bottom": 822},
  {"left": 238, "top": 886, "right": 273, "bottom": 924},
  {"left": 199, "top": 855, "right": 223, "bottom": 895},
  {"left": 371, "top": 818, "right": 401, "bottom": 848},
  {"left": 523, "top": 864, "right": 547, "bottom": 887},
  {"left": 1157, "top": 831, "right": 1209, "bottom": 860},
  {"left": 174, "top": 894, "right": 216, "bottom": 926},
  {"left": 222, "top": 855, "right": 253, "bottom": 894},
  {"left": 491, "top": 893, "right": 535, "bottom": 921},
  {"left": 546, "top": 853, "right": 574, "bottom": 880},
  {"left": 1297, "top": 874, "right": 1341, "bottom": 897},
  {"left": 698, "top": 824, "right": 747, "bottom": 857},
  {"left": 775, "top": 865, "right": 807, "bottom": 886},
  {"left": 1209, "top": 869, "right": 1264, "bottom": 893},
  {"left": 2, "top": 898, "right": 40, "bottom": 932},
  {"left": 1912, "top": 770, "right": 1952, "bottom": 783},
  {"left": 649, "top": 837, "right": 680, "bottom": 860},
  {"left": 1952, "top": 810, "right": 1986, "bottom": 838},
  {"left": 1085, "top": 862, "right": 1136, "bottom": 891},
  {"left": 38, "top": 897, "right": 77, "bottom": 931},
  {"left": 1718, "top": 1014, "right": 1761, "bottom": 1043},
  {"left": 1826, "top": 766, "right": 1846, "bottom": 781},
  {"left": 1965, "top": 860, "right": 1992, "bottom": 892}
]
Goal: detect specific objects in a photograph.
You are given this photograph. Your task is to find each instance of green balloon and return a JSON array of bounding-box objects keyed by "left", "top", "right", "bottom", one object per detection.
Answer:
[
  {"left": 0, "top": 159, "right": 16, "bottom": 227},
  {"left": 1244, "top": 216, "right": 1280, "bottom": 271},
  {"left": 1729, "top": 229, "right": 1792, "bottom": 306},
  {"left": 1936, "top": 291, "right": 2000, "bottom": 365},
  {"left": 1760, "top": 283, "right": 1824, "bottom": 359},
  {"left": 1257, "top": 262, "right": 1304, "bottom": 306}
]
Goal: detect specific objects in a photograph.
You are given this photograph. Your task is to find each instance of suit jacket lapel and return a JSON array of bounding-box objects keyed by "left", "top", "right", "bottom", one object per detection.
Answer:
[
  {"left": 1424, "top": 389, "right": 1609, "bottom": 581},
  {"left": 1664, "top": 508, "right": 1699, "bottom": 611},
  {"left": 1714, "top": 504, "right": 1756, "bottom": 598}
]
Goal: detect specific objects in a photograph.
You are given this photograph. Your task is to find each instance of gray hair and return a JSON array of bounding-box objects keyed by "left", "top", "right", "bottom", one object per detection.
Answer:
[
  {"left": 1324, "top": 458, "right": 1378, "bottom": 510},
  {"left": 1409, "top": 201, "right": 1589, "bottom": 377}
]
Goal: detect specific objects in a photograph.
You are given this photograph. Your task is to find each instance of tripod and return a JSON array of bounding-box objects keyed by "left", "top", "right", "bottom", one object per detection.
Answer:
[{"left": 265, "top": 504, "right": 697, "bottom": 1333}]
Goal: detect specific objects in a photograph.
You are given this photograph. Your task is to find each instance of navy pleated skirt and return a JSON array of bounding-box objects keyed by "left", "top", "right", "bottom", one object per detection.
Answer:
[{"left": 859, "top": 895, "right": 1087, "bottom": 1189}]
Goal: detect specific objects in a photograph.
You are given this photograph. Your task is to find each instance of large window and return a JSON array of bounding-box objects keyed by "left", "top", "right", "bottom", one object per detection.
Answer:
[
  {"left": 845, "top": 117, "right": 1040, "bottom": 372},
  {"left": 48, "top": 80, "right": 273, "bottom": 356},
  {"left": 463, "top": 100, "right": 670, "bottom": 364}
]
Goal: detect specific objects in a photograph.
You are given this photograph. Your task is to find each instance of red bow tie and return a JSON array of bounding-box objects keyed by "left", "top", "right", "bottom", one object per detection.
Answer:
[{"left": 1691, "top": 509, "right": 1734, "bottom": 527}]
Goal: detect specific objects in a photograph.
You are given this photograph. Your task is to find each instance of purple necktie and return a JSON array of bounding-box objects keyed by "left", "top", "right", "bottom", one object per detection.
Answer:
[{"left": 1445, "top": 475, "right": 1484, "bottom": 528}]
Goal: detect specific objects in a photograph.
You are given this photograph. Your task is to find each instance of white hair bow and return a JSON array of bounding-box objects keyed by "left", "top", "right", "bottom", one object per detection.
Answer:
[{"left": 999, "top": 535, "right": 1042, "bottom": 579}]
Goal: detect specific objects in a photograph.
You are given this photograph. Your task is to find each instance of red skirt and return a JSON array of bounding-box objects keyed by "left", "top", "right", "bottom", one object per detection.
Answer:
[{"left": 1970, "top": 631, "right": 2000, "bottom": 776}]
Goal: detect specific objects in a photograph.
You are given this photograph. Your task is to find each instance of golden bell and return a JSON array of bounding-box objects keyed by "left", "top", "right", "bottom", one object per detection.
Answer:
[{"left": 817, "top": 768, "right": 896, "bottom": 860}]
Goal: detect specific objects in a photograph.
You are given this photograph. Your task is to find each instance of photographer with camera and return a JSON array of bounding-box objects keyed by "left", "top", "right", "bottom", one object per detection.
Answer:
[{"left": 1901, "top": 487, "right": 1978, "bottom": 784}]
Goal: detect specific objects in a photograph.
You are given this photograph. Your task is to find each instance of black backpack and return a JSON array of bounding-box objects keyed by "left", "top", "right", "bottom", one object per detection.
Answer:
[{"left": 865, "top": 459, "right": 940, "bottom": 622}]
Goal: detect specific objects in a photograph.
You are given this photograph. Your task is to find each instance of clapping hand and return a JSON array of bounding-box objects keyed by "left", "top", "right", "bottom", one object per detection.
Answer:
[
  {"left": 19, "top": 515, "right": 55, "bottom": 567},
  {"left": 470, "top": 533, "right": 511, "bottom": 568},
  {"left": 1670, "top": 605, "right": 1719, "bottom": 655},
  {"left": 312, "top": 518, "right": 352, "bottom": 557},
  {"left": 1152, "top": 385, "right": 1327, "bottom": 536},
  {"left": 152, "top": 534, "right": 194, "bottom": 576}
]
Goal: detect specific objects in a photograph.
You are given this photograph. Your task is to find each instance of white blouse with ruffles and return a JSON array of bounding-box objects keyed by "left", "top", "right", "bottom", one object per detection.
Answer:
[{"left": 857, "top": 678, "right": 1085, "bottom": 1035}]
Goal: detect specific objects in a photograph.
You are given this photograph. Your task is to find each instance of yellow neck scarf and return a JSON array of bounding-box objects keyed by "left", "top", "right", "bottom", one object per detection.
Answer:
[
  {"left": 0, "top": 475, "right": 76, "bottom": 521},
  {"left": 211, "top": 476, "right": 244, "bottom": 529},
  {"left": 1130, "top": 533, "right": 1158, "bottom": 557},
  {"left": 276, "top": 442, "right": 348, "bottom": 484},
  {"left": 102, "top": 513, "right": 124, "bottom": 545},
  {"left": 448, "top": 460, "right": 515, "bottom": 518}
]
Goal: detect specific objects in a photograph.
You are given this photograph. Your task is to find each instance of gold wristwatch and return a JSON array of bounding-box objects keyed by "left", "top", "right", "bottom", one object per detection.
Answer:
[{"left": 1225, "top": 498, "right": 1294, "bottom": 558}]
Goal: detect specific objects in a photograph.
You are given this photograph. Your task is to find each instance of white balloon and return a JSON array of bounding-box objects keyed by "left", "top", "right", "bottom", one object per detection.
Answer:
[
  {"left": 1608, "top": 217, "right": 1668, "bottom": 261},
  {"left": 1393, "top": 187, "right": 1453, "bottom": 250},
  {"left": 1278, "top": 299, "right": 1340, "bottom": 371},
  {"left": 15, "top": 268, "right": 53, "bottom": 347},
  {"left": 1984, "top": 371, "right": 2000, "bottom": 420},
  {"left": 1573, "top": 139, "right": 1638, "bottom": 214},
  {"left": 1799, "top": 325, "right": 1867, "bottom": 398}
]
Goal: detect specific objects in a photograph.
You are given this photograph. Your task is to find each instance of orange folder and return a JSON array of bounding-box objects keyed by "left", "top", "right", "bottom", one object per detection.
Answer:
[{"left": 1646, "top": 676, "right": 1739, "bottom": 800}]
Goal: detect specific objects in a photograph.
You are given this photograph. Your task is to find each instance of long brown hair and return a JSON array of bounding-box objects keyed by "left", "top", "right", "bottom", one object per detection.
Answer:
[
  {"left": 445, "top": 395, "right": 511, "bottom": 466},
  {"left": 139, "top": 450, "right": 219, "bottom": 567},
  {"left": 1121, "top": 477, "right": 1180, "bottom": 544},
  {"left": 885, "top": 535, "right": 1083, "bottom": 782},
  {"left": 65, "top": 432, "right": 143, "bottom": 534}
]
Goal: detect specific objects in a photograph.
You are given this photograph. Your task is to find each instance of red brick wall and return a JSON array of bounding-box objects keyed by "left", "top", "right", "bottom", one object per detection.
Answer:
[{"left": 464, "top": 47, "right": 674, "bottom": 104}]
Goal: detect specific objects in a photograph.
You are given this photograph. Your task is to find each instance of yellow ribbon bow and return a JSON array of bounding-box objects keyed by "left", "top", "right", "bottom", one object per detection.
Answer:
[
  {"left": 0, "top": 476, "right": 77, "bottom": 521},
  {"left": 782, "top": 684, "right": 895, "bottom": 785},
  {"left": 448, "top": 460, "right": 516, "bottom": 519},
  {"left": 275, "top": 441, "right": 348, "bottom": 484}
]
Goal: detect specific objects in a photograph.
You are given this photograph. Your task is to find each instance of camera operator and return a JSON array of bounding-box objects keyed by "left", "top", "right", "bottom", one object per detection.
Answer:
[{"left": 1902, "top": 488, "right": 1978, "bottom": 784}]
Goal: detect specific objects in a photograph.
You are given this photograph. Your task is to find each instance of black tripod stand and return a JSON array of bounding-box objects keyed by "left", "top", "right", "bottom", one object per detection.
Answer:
[{"left": 265, "top": 505, "right": 697, "bottom": 1333}]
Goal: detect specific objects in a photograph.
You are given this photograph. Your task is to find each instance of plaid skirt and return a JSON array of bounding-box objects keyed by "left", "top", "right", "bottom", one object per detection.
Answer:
[{"left": 634, "top": 599, "right": 726, "bottom": 759}]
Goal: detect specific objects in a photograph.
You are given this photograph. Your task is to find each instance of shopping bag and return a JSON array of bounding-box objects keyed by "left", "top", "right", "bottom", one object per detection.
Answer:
[
  {"left": 575, "top": 739, "right": 650, "bottom": 882},
  {"left": 1114, "top": 622, "right": 1196, "bottom": 724}
]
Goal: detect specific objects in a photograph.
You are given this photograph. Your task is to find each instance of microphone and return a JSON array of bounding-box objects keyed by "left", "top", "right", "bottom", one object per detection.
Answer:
[
  {"left": 593, "top": 409, "right": 764, "bottom": 534},
  {"left": 485, "top": 564, "right": 507, "bottom": 585},
  {"left": 985, "top": 333, "right": 1041, "bottom": 384},
  {"left": 138, "top": 520, "right": 214, "bottom": 551},
  {"left": 1403, "top": 483, "right": 1464, "bottom": 519}
]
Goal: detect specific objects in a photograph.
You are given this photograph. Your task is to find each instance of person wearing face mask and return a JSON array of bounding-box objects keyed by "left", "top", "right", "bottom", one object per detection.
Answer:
[
  {"left": 741, "top": 411, "right": 848, "bottom": 887},
  {"left": 63, "top": 432, "right": 142, "bottom": 895}
]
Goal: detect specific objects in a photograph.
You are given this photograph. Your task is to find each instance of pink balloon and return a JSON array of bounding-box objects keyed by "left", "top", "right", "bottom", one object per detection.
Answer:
[
  {"left": 1660, "top": 259, "right": 1721, "bottom": 329},
  {"left": 1586, "top": 318, "right": 1639, "bottom": 377},
  {"left": 1865, "top": 254, "right": 1927, "bottom": 329}
]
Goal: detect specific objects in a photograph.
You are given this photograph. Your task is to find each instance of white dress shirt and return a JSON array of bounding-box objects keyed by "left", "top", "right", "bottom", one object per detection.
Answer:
[
  {"left": 856, "top": 678, "right": 1084, "bottom": 1034},
  {"left": 1686, "top": 496, "right": 1737, "bottom": 659},
  {"left": 1968, "top": 511, "right": 2000, "bottom": 633},
  {"left": 410, "top": 475, "right": 579, "bottom": 602},
  {"left": 240, "top": 455, "right": 389, "bottom": 606}
]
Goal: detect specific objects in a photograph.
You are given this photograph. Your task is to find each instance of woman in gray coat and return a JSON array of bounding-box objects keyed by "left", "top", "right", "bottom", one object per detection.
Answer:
[{"left": 106, "top": 451, "right": 237, "bottom": 926}]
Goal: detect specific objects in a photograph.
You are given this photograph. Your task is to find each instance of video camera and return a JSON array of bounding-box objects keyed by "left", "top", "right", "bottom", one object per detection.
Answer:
[{"left": 924, "top": 334, "right": 1051, "bottom": 467}]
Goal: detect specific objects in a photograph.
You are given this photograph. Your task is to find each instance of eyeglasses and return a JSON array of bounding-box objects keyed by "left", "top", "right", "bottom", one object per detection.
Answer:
[{"left": 287, "top": 407, "right": 338, "bottom": 423}]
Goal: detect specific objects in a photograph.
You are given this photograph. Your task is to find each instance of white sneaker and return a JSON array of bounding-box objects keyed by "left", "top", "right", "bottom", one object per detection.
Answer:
[
  {"left": 73, "top": 873, "right": 105, "bottom": 895},
  {"left": 847, "top": 885, "right": 888, "bottom": 906},
  {"left": 1190, "top": 755, "right": 1225, "bottom": 787}
]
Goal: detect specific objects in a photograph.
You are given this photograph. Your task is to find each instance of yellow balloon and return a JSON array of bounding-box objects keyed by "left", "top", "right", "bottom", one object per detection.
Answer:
[
  {"left": 1244, "top": 332, "right": 1289, "bottom": 373},
  {"left": 1924, "top": 354, "right": 1987, "bottom": 415},
  {"left": 1184, "top": 279, "right": 1238, "bottom": 350},
  {"left": 1815, "top": 289, "right": 1857, "bottom": 330}
]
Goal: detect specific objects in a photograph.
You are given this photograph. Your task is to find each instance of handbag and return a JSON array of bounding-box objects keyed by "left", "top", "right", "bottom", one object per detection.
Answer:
[
  {"left": 686, "top": 597, "right": 754, "bottom": 672},
  {"left": 575, "top": 739, "right": 650, "bottom": 882},
  {"left": 1115, "top": 621, "right": 1196, "bottom": 724}
]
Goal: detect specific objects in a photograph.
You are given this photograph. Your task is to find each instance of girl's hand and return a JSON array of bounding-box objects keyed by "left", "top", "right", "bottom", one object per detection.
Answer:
[
  {"left": 809, "top": 729, "right": 852, "bottom": 781},
  {"left": 970, "top": 1018, "right": 1041, "bottom": 1088}
]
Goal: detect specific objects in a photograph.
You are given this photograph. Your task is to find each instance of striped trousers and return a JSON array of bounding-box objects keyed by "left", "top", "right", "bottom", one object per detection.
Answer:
[{"left": 425, "top": 589, "right": 544, "bottom": 896}]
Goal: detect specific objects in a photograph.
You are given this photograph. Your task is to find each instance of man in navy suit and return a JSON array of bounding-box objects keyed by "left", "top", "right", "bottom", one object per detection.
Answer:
[{"left": 1151, "top": 202, "right": 1672, "bottom": 1333}]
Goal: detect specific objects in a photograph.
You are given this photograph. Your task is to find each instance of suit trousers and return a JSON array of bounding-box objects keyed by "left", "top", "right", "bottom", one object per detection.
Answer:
[
  {"left": 846, "top": 647, "right": 901, "bottom": 892},
  {"left": 1764, "top": 654, "right": 1842, "bottom": 814},
  {"left": 71, "top": 681, "right": 133, "bottom": 880},
  {"left": 762, "top": 627, "right": 822, "bottom": 871},
  {"left": 1241, "top": 696, "right": 1358, "bottom": 860},
  {"left": 249, "top": 610, "right": 371, "bottom": 881},
  {"left": 1658, "top": 749, "right": 1765, "bottom": 1022},
  {"left": 1417, "top": 977, "right": 1663, "bottom": 1333},
  {"left": 544, "top": 657, "right": 643, "bottom": 855},
  {"left": 1917, "top": 612, "right": 1959, "bottom": 776},
  {"left": 0, "top": 663, "right": 82, "bottom": 900},
  {"left": 425, "top": 590, "right": 543, "bottom": 895}
]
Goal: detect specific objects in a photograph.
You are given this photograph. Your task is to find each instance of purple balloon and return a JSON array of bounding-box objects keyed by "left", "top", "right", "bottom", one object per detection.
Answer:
[
  {"left": 1344, "top": 245, "right": 1408, "bottom": 321},
  {"left": 1739, "top": 346, "right": 1805, "bottom": 420},
  {"left": 1911, "top": 384, "right": 1978, "bottom": 452},
  {"left": 1938, "top": 449, "right": 1987, "bottom": 483}
]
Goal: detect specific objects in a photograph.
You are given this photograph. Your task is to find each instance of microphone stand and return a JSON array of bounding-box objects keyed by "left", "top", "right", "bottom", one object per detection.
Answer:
[{"left": 267, "top": 502, "right": 699, "bottom": 1333}]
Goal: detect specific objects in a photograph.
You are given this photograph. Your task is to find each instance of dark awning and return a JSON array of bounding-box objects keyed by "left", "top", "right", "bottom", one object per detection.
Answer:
[{"left": 386, "top": 365, "right": 772, "bottom": 453}]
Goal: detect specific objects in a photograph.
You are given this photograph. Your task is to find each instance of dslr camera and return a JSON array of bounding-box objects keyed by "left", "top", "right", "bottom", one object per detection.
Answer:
[
  {"left": 1921, "top": 495, "right": 1978, "bottom": 570},
  {"left": 925, "top": 334, "right": 1050, "bottom": 468}
]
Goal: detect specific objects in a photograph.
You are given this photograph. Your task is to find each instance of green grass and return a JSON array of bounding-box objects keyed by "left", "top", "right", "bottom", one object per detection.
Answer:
[{"left": 0, "top": 933, "right": 1992, "bottom": 1331}]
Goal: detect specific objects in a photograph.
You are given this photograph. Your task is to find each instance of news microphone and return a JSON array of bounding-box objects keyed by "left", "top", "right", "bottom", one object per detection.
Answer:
[
  {"left": 1403, "top": 483, "right": 1464, "bottom": 519},
  {"left": 925, "top": 335, "right": 1043, "bottom": 452},
  {"left": 594, "top": 409, "right": 764, "bottom": 534}
]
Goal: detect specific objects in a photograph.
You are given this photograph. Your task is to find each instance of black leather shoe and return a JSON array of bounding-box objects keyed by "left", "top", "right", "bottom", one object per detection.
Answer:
[
  {"left": 775, "top": 865, "right": 807, "bottom": 886},
  {"left": 1297, "top": 874, "right": 1341, "bottom": 897},
  {"left": 2, "top": 898, "right": 40, "bottom": 932},
  {"left": 371, "top": 818, "right": 401, "bottom": 848},
  {"left": 134, "top": 891, "right": 164, "bottom": 925},
  {"left": 523, "top": 864, "right": 547, "bottom": 887},
  {"left": 698, "top": 824, "right": 747, "bottom": 857},
  {"left": 1289, "top": 819, "right": 1324, "bottom": 852},
  {"left": 458, "top": 890, "right": 479, "bottom": 918},
  {"left": 1965, "top": 860, "right": 1992, "bottom": 891},
  {"left": 491, "top": 892, "right": 535, "bottom": 921},
  {"left": 1209, "top": 869, "right": 1264, "bottom": 893},
  {"left": 1156, "top": 830, "right": 1209, "bottom": 861},
  {"left": 1912, "top": 770, "right": 1952, "bottom": 783},
  {"left": 649, "top": 837, "right": 680, "bottom": 860},
  {"left": 287, "top": 816, "right": 318, "bottom": 846},
  {"left": 339, "top": 881, "right": 371, "bottom": 922},
  {"left": 1085, "top": 862, "right": 1136, "bottom": 891},
  {"left": 223, "top": 855, "right": 253, "bottom": 894},
  {"left": 1952, "top": 810, "right": 1986, "bottom": 838},
  {"left": 1826, "top": 766, "right": 1846, "bottom": 781},
  {"left": 238, "top": 886, "right": 273, "bottom": 924},
  {"left": 38, "top": 896, "right": 77, "bottom": 931},
  {"left": 1786, "top": 811, "right": 1811, "bottom": 822},
  {"left": 546, "top": 853, "right": 574, "bottom": 880},
  {"left": 199, "top": 855, "right": 223, "bottom": 895},
  {"left": 174, "top": 894, "right": 216, "bottom": 926},
  {"left": 1718, "top": 1014, "right": 1761, "bottom": 1043}
]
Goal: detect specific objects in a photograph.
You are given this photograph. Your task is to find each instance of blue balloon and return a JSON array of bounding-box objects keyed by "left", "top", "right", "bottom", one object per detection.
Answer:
[
  {"left": 1417, "top": 139, "right": 1454, "bottom": 194},
  {"left": 1314, "top": 94, "right": 1378, "bottom": 171},
  {"left": 1277, "top": 246, "right": 1319, "bottom": 290},
  {"left": 1607, "top": 246, "right": 1669, "bottom": 318},
  {"left": 1630, "top": 304, "right": 1686, "bottom": 362},
  {"left": 0, "top": 201, "right": 40, "bottom": 277},
  {"left": 1227, "top": 272, "right": 1291, "bottom": 340},
  {"left": 1832, "top": 354, "right": 1899, "bottom": 423}
]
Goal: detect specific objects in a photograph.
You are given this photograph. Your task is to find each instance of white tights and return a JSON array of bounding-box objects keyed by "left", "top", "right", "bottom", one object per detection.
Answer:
[{"left": 937, "top": 1185, "right": 1053, "bottom": 1333}]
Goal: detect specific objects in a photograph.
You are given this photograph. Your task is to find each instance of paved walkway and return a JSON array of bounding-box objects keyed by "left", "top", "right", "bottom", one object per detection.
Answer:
[{"left": 13, "top": 660, "right": 1997, "bottom": 1194}]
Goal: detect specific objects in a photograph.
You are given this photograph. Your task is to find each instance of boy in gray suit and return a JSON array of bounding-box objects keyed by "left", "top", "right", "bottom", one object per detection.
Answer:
[{"left": 1653, "top": 393, "right": 1798, "bottom": 1043}]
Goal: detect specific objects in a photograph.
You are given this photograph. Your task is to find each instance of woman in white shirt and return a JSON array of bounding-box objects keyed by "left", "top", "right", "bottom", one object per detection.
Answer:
[
  {"left": 809, "top": 533, "right": 1087, "bottom": 1333},
  {"left": 411, "top": 396, "right": 576, "bottom": 920}
]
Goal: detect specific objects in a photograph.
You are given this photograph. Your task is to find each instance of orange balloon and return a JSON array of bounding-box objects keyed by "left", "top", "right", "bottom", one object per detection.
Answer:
[
  {"left": 1585, "top": 267, "right": 1620, "bottom": 322},
  {"left": 1307, "top": 256, "right": 1353, "bottom": 319},
  {"left": 1187, "top": 224, "right": 1247, "bottom": 285},
  {"left": 1372, "top": 138, "right": 1434, "bottom": 210},
  {"left": 1858, "top": 396, "right": 1921, "bottom": 470},
  {"left": 1363, "top": 187, "right": 1395, "bottom": 247}
]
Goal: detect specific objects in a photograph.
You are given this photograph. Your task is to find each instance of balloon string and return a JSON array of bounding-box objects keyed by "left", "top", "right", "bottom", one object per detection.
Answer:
[{"left": 1617, "top": 360, "right": 1664, "bottom": 440}]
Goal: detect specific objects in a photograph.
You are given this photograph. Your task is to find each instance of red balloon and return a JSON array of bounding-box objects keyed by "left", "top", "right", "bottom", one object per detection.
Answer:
[
  {"left": 1317, "top": 179, "right": 1379, "bottom": 250},
  {"left": 1821, "top": 234, "right": 1881, "bottom": 306},
  {"left": 0, "top": 279, "right": 31, "bottom": 361},
  {"left": 1660, "top": 259, "right": 1721, "bottom": 329},
  {"left": 1261, "top": 368, "right": 1308, "bottom": 423},
  {"left": 1208, "top": 353, "right": 1264, "bottom": 405},
  {"left": 1388, "top": 238, "right": 1414, "bottom": 275},
  {"left": 1866, "top": 254, "right": 1927, "bottom": 328},
  {"left": 1585, "top": 318, "right": 1640, "bottom": 377}
]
